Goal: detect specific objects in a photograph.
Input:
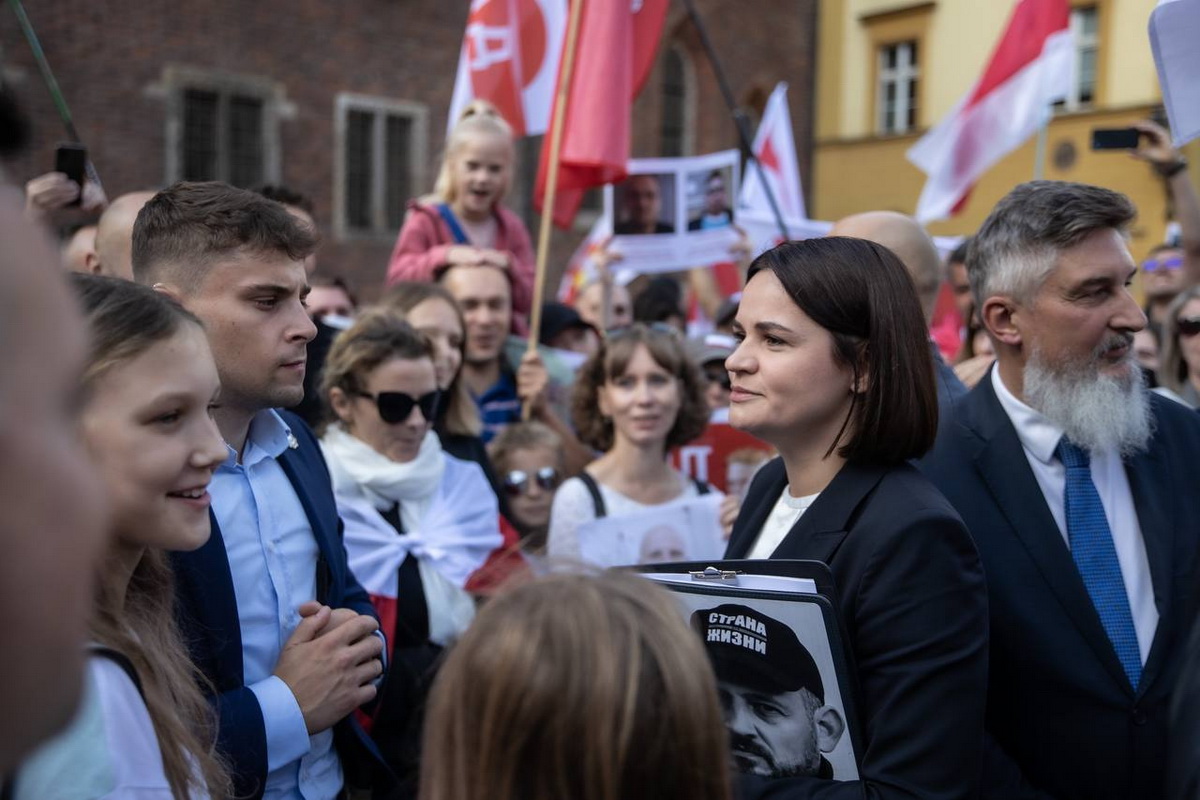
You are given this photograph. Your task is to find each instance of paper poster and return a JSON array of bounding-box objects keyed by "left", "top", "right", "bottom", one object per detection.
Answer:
[
  {"left": 645, "top": 581, "right": 860, "bottom": 781},
  {"left": 575, "top": 494, "right": 725, "bottom": 568},
  {"left": 671, "top": 418, "right": 775, "bottom": 499},
  {"left": 603, "top": 150, "right": 744, "bottom": 275}
]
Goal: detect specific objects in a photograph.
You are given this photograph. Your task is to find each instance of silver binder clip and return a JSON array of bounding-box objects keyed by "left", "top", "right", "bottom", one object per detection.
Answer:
[{"left": 688, "top": 566, "right": 742, "bottom": 584}]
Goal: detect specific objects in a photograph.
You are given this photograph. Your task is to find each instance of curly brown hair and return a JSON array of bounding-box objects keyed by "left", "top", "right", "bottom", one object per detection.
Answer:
[{"left": 571, "top": 323, "right": 709, "bottom": 453}]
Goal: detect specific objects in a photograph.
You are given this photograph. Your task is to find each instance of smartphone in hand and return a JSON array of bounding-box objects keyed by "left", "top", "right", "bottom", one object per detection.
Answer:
[{"left": 54, "top": 142, "right": 87, "bottom": 207}]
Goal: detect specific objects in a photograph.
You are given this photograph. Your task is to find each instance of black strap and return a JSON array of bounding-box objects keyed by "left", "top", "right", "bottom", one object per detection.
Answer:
[
  {"left": 436, "top": 203, "right": 470, "bottom": 245},
  {"left": 380, "top": 503, "right": 431, "bottom": 648},
  {"left": 89, "top": 645, "right": 144, "bottom": 698},
  {"left": 1, "top": 776, "right": 15, "bottom": 800},
  {"left": 693, "top": 478, "right": 711, "bottom": 495},
  {"left": 577, "top": 472, "right": 607, "bottom": 518}
]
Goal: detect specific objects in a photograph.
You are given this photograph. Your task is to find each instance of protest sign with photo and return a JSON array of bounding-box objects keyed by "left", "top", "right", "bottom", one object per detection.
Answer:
[
  {"left": 575, "top": 494, "right": 725, "bottom": 568},
  {"left": 638, "top": 561, "right": 862, "bottom": 781},
  {"left": 672, "top": 418, "right": 776, "bottom": 498},
  {"left": 604, "top": 150, "right": 743, "bottom": 274}
]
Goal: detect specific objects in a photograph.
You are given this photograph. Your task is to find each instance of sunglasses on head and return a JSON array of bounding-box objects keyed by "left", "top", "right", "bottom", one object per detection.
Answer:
[
  {"left": 355, "top": 390, "right": 440, "bottom": 424},
  {"left": 1143, "top": 255, "right": 1184, "bottom": 272},
  {"left": 1177, "top": 316, "right": 1200, "bottom": 338},
  {"left": 502, "top": 466, "right": 559, "bottom": 497}
]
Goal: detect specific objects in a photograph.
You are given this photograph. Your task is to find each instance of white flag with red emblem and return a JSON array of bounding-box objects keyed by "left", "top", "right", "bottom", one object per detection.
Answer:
[
  {"left": 907, "top": 0, "right": 1074, "bottom": 223},
  {"left": 448, "top": 0, "right": 568, "bottom": 137},
  {"left": 738, "top": 82, "right": 807, "bottom": 222}
]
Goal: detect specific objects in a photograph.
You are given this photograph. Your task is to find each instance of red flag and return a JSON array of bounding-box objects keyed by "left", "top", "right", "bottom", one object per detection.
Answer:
[
  {"left": 907, "top": 0, "right": 1074, "bottom": 222},
  {"left": 534, "top": 0, "right": 668, "bottom": 229},
  {"left": 448, "top": 0, "right": 568, "bottom": 137}
]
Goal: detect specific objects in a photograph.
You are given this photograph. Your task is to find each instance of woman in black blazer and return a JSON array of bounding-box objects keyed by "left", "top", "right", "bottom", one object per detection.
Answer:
[{"left": 723, "top": 238, "right": 988, "bottom": 800}]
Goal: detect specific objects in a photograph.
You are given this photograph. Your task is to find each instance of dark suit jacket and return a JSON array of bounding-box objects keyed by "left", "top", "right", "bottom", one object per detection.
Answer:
[
  {"left": 171, "top": 411, "right": 392, "bottom": 800},
  {"left": 919, "top": 374, "right": 1200, "bottom": 800},
  {"left": 726, "top": 459, "right": 988, "bottom": 800}
]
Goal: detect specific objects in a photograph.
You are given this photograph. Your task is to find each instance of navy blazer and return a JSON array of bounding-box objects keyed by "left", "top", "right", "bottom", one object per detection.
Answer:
[
  {"left": 171, "top": 411, "right": 391, "bottom": 800},
  {"left": 919, "top": 374, "right": 1200, "bottom": 800},
  {"left": 727, "top": 459, "right": 988, "bottom": 800}
]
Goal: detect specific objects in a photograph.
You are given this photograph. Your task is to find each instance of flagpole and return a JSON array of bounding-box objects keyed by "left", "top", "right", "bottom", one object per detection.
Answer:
[
  {"left": 523, "top": 0, "right": 584, "bottom": 420},
  {"left": 681, "top": 0, "right": 790, "bottom": 241},
  {"left": 8, "top": 0, "right": 103, "bottom": 191}
]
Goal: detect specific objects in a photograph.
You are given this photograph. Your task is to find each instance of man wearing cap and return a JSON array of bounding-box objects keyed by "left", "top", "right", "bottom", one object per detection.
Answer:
[
  {"left": 540, "top": 302, "right": 600, "bottom": 357},
  {"left": 687, "top": 333, "right": 736, "bottom": 413},
  {"left": 693, "top": 604, "right": 846, "bottom": 780}
]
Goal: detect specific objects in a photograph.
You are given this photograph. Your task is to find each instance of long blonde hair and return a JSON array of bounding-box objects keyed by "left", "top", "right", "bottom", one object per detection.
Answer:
[
  {"left": 420, "top": 571, "right": 732, "bottom": 800},
  {"left": 432, "top": 100, "right": 515, "bottom": 206},
  {"left": 72, "top": 274, "right": 230, "bottom": 800},
  {"left": 1158, "top": 285, "right": 1200, "bottom": 395}
]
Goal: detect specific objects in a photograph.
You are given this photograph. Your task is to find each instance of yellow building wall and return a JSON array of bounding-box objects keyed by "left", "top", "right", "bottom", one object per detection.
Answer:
[{"left": 813, "top": 0, "right": 1182, "bottom": 275}]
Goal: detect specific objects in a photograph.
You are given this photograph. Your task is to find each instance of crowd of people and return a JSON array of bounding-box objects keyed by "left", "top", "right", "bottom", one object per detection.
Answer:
[{"left": 4, "top": 76, "right": 1200, "bottom": 800}]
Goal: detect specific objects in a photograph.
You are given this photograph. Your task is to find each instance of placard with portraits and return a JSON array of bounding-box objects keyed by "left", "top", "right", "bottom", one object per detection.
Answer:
[
  {"left": 636, "top": 560, "right": 862, "bottom": 781},
  {"left": 574, "top": 494, "right": 726, "bottom": 568},
  {"left": 603, "top": 150, "right": 743, "bottom": 274}
]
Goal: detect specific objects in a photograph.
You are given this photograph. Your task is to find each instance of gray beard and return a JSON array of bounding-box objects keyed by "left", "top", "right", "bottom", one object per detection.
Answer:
[{"left": 1023, "top": 343, "right": 1154, "bottom": 458}]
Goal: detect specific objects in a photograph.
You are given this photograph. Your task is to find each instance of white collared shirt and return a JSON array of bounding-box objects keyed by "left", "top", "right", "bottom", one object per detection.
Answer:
[{"left": 991, "top": 368, "right": 1158, "bottom": 664}]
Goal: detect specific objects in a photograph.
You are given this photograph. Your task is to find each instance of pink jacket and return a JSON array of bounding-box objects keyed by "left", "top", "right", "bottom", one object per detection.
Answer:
[{"left": 385, "top": 201, "right": 535, "bottom": 318}]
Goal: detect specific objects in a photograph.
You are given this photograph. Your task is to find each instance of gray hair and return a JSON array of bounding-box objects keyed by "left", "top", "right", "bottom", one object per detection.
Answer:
[
  {"left": 1157, "top": 285, "right": 1200, "bottom": 394},
  {"left": 967, "top": 180, "right": 1136, "bottom": 309}
]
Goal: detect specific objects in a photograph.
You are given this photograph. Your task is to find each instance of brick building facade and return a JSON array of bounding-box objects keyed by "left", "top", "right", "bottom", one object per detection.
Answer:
[{"left": 1, "top": 0, "right": 815, "bottom": 298}]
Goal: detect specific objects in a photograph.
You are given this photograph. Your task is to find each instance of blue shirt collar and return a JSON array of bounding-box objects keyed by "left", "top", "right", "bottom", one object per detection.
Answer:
[{"left": 220, "top": 409, "right": 294, "bottom": 469}]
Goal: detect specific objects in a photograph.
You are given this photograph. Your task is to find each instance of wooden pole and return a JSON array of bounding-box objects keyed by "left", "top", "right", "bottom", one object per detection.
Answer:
[{"left": 523, "top": 0, "right": 585, "bottom": 419}]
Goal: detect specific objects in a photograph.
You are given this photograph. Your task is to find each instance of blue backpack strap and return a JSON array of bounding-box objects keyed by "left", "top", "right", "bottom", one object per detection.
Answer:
[{"left": 436, "top": 203, "right": 471, "bottom": 245}]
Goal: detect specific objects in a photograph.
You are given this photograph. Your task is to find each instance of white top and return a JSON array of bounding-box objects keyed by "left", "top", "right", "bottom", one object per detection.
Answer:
[
  {"left": 16, "top": 655, "right": 209, "bottom": 800},
  {"left": 746, "top": 487, "right": 821, "bottom": 559},
  {"left": 991, "top": 367, "right": 1158, "bottom": 663},
  {"left": 547, "top": 474, "right": 710, "bottom": 560}
]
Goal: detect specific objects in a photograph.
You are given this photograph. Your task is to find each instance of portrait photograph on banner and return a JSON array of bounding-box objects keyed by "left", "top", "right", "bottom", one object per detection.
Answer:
[
  {"left": 574, "top": 493, "right": 726, "bottom": 568},
  {"left": 603, "top": 149, "right": 743, "bottom": 275},
  {"left": 638, "top": 563, "right": 863, "bottom": 782}
]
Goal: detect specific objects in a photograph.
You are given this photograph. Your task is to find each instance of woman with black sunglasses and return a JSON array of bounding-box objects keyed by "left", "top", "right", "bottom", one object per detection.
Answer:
[{"left": 318, "top": 308, "right": 503, "bottom": 789}]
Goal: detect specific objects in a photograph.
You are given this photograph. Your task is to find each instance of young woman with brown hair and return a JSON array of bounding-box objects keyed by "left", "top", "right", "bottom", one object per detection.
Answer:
[{"left": 15, "top": 275, "right": 230, "bottom": 799}]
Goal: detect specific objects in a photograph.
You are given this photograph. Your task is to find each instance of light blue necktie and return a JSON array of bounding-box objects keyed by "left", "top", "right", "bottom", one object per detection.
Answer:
[{"left": 1056, "top": 438, "right": 1142, "bottom": 688}]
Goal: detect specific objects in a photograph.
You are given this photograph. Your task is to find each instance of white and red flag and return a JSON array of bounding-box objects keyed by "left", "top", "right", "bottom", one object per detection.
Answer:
[
  {"left": 448, "top": 0, "right": 568, "bottom": 137},
  {"left": 735, "top": 82, "right": 831, "bottom": 255},
  {"left": 907, "top": 0, "right": 1074, "bottom": 223},
  {"left": 738, "top": 82, "right": 807, "bottom": 222},
  {"left": 535, "top": 0, "right": 669, "bottom": 229}
]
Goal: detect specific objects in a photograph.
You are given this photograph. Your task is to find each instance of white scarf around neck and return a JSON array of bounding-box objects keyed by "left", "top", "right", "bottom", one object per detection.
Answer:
[{"left": 321, "top": 424, "right": 446, "bottom": 510}]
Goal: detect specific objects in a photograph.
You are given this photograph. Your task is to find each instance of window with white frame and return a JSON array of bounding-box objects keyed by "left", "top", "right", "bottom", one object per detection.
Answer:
[
  {"left": 1055, "top": 6, "right": 1098, "bottom": 112},
  {"left": 163, "top": 68, "right": 283, "bottom": 188},
  {"left": 335, "top": 94, "right": 428, "bottom": 239},
  {"left": 876, "top": 40, "right": 919, "bottom": 135}
]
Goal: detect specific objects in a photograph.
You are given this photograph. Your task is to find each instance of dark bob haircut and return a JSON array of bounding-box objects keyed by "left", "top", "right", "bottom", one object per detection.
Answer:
[
  {"left": 572, "top": 324, "right": 709, "bottom": 454},
  {"left": 746, "top": 237, "right": 937, "bottom": 464}
]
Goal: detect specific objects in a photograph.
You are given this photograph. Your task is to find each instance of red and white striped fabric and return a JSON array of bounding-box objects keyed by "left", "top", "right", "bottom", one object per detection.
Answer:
[
  {"left": 907, "top": 0, "right": 1074, "bottom": 223},
  {"left": 447, "top": 0, "right": 568, "bottom": 137}
]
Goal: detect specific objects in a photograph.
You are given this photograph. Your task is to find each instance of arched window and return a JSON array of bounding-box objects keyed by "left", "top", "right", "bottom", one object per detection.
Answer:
[{"left": 660, "top": 44, "right": 694, "bottom": 157}]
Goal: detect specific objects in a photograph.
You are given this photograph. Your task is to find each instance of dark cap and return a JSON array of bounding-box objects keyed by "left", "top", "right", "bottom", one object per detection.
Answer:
[
  {"left": 539, "top": 302, "right": 594, "bottom": 346},
  {"left": 691, "top": 603, "right": 823, "bottom": 700},
  {"left": 714, "top": 293, "right": 741, "bottom": 329}
]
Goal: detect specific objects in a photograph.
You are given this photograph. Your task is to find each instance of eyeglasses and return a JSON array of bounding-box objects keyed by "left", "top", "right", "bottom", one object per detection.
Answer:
[
  {"left": 1177, "top": 316, "right": 1200, "bottom": 337},
  {"left": 1143, "top": 255, "right": 1184, "bottom": 272},
  {"left": 502, "top": 467, "right": 559, "bottom": 497},
  {"left": 355, "top": 390, "right": 440, "bottom": 424}
]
